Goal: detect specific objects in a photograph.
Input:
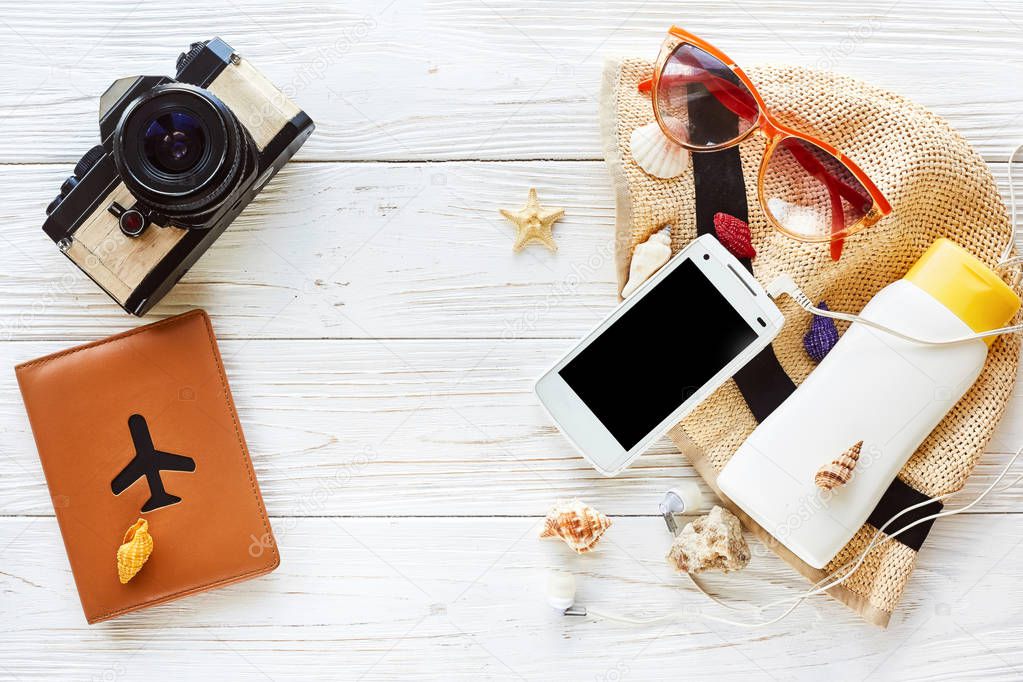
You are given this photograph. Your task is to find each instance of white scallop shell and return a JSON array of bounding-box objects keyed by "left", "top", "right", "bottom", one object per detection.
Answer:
[
  {"left": 621, "top": 226, "right": 672, "bottom": 298},
  {"left": 629, "top": 122, "right": 690, "bottom": 179}
]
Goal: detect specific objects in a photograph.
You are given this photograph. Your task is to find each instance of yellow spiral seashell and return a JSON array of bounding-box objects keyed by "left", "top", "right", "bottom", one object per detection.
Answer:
[{"left": 117, "top": 518, "right": 154, "bottom": 584}]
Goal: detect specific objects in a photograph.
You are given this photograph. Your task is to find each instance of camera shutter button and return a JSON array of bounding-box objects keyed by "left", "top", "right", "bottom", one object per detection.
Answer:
[
  {"left": 107, "top": 202, "right": 149, "bottom": 238},
  {"left": 118, "top": 209, "right": 148, "bottom": 238}
]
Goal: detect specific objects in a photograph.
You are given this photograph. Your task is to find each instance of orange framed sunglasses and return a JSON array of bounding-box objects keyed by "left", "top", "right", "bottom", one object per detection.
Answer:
[{"left": 639, "top": 27, "right": 892, "bottom": 259}]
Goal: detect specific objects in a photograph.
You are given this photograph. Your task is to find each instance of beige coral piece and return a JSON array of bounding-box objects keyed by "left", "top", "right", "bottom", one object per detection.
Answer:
[
  {"left": 815, "top": 440, "right": 863, "bottom": 491},
  {"left": 117, "top": 518, "right": 154, "bottom": 584},
  {"left": 666, "top": 505, "right": 750, "bottom": 574},
  {"left": 500, "top": 188, "right": 564, "bottom": 252},
  {"left": 540, "top": 499, "right": 612, "bottom": 554}
]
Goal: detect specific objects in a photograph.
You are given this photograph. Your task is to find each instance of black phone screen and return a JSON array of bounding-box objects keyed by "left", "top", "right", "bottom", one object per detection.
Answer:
[{"left": 559, "top": 258, "right": 758, "bottom": 450}]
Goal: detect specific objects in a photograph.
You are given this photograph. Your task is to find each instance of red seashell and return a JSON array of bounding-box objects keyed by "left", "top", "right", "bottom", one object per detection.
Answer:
[{"left": 713, "top": 212, "right": 756, "bottom": 260}]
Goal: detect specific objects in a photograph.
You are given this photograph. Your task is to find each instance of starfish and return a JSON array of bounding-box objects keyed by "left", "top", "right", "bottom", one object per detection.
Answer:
[{"left": 500, "top": 188, "right": 564, "bottom": 252}]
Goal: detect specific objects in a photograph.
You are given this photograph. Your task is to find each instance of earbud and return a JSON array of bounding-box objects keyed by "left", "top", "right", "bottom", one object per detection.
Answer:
[
  {"left": 545, "top": 571, "right": 575, "bottom": 610},
  {"left": 659, "top": 481, "right": 704, "bottom": 534},
  {"left": 546, "top": 571, "right": 586, "bottom": 616},
  {"left": 545, "top": 569, "right": 674, "bottom": 625}
]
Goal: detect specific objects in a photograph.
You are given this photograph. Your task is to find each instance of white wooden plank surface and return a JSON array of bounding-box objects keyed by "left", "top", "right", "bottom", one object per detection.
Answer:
[
  {"left": 2, "top": 0, "right": 1023, "bottom": 680},
  {"left": 2, "top": 516, "right": 1023, "bottom": 681},
  {"left": 0, "top": 0, "right": 1022, "bottom": 162},
  {"left": 0, "top": 162, "right": 621, "bottom": 341},
  {"left": 0, "top": 163, "right": 1019, "bottom": 342},
  {"left": 3, "top": 338, "right": 1023, "bottom": 517}
]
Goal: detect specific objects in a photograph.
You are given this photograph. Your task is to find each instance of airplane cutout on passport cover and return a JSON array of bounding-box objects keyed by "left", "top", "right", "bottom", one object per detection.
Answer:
[{"left": 111, "top": 414, "right": 196, "bottom": 512}]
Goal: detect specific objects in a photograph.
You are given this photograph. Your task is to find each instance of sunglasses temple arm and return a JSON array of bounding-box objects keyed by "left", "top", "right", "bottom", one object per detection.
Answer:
[
  {"left": 674, "top": 47, "right": 760, "bottom": 119},
  {"left": 701, "top": 77, "right": 758, "bottom": 121},
  {"left": 828, "top": 186, "right": 846, "bottom": 260},
  {"left": 639, "top": 71, "right": 758, "bottom": 122},
  {"left": 787, "top": 144, "right": 871, "bottom": 208},
  {"left": 787, "top": 144, "right": 854, "bottom": 259}
]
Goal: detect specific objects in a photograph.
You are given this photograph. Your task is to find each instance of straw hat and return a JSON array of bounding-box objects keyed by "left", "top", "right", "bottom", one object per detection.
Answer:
[{"left": 599, "top": 58, "right": 1020, "bottom": 627}]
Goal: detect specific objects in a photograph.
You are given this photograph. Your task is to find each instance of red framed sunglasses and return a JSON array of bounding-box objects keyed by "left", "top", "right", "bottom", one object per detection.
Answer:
[{"left": 639, "top": 27, "right": 892, "bottom": 259}]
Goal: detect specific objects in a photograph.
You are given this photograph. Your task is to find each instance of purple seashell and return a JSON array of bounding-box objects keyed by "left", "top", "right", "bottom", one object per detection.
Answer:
[{"left": 803, "top": 301, "right": 840, "bottom": 363}]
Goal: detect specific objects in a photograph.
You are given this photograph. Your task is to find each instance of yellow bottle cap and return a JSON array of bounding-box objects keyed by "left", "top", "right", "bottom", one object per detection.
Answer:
[{"left": 904, "top": 238, "right": 1021, "bottom": 345}]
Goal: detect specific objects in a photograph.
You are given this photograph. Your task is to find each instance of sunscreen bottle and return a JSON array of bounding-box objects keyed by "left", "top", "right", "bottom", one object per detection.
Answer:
[{"left": 718, "top": 238, "right": 1021, "bottom": 568}]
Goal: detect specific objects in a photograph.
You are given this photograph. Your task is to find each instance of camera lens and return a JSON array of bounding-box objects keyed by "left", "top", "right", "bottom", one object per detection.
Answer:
[
  {"left": 142, "top": 111, "right": 207, "bottom": 173},
  {"left": 113, "top": 83, "right": 255, "bottom": 227}
]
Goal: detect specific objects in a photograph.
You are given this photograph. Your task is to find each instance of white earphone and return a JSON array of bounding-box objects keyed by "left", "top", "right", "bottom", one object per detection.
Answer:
[{"left": 658, "top": 482, "right": 704, "bottom": 534}]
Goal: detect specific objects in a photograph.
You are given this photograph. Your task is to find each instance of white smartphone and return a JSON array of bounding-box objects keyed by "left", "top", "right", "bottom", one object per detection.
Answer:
[{"left": 535, "top": 234, "right": 784, "bottom": 476}]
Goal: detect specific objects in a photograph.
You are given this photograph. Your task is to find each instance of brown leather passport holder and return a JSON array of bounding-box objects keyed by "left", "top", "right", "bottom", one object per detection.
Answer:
[{"left": 15, "top": 309, "right": 278, "bottom": 623}]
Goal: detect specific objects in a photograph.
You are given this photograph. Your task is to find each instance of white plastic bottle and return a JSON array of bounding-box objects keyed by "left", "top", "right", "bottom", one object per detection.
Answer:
[{"left": 718, "top": 238, "right": 1020, "bottom": 569}]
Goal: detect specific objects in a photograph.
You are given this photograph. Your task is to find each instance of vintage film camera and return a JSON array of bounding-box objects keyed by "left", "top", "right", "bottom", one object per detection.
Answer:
[{"left": 43, "top": 38, "right": 314, "bottom": 315}]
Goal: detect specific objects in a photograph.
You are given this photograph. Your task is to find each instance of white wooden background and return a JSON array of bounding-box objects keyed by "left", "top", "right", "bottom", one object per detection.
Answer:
[{"left": 2, "top": 1, "right": 1023, "bottom": 680}]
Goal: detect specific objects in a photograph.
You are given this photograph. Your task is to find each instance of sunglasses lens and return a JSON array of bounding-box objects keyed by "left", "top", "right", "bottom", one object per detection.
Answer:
[
  {"left": 655, "top": 43, "right": 759, "bottom": 148},
  {"left": 762, "top": 137, "right": 874, "bottom": 241}
]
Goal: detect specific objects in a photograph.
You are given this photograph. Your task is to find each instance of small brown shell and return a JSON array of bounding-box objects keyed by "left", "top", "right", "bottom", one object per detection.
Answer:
[
  {"left": 815, "top": 441, "right": 863, "bottom": 491},
  {"left": 540, "top": 499, "right": 612, "bottom": 554},
  {"left": 117, "top": 518, "right": 154, "bottom": 584}
]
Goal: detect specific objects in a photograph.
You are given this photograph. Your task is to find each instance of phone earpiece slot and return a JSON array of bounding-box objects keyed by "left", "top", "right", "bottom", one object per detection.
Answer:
[{"left": 728, "top": 264, "right": 757, "bottom": 296}]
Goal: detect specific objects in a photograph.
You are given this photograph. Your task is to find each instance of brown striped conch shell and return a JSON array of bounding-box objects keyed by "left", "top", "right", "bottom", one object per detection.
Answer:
[
  {"left": 815, "top": 441, "right": 863, "bottom": 491},
  {"left": 540, "top": 499, "right": 612, "bottom": 554},
  {"left": 621, "top": 226, "right": 672, "bottom": 298},
  {"left": 117, "top": 518, "right": 154, "bottom": 584}
]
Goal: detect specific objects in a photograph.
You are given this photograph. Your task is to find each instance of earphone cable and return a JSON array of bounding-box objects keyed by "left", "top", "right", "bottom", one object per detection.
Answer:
[
  {"left": 578, "top": 444, "right": 1022, "bottom": 628},
  {"left": 767, "top": 274, "right": 1023, "bottom": 346},
  {"left": 998, "top": 140, "right": 1023, "bottom": 268},
  {"left": 693, "top": 443, "right": 1023, "bottom": 623}
]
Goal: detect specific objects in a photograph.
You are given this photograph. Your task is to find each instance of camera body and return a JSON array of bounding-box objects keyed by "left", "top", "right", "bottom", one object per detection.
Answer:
[{"left": 43, "top": 38, "right": 314, "bottom": 316}]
